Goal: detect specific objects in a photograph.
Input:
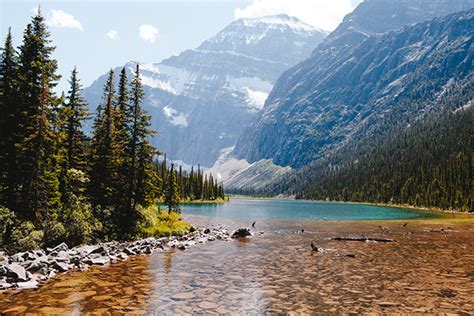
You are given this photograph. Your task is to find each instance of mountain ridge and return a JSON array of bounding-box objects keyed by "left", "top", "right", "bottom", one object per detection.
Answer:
[
  {"left": 233, "top": 0, "right": 474, "bottom": 168},
  {"left": 83, "top": 14, "right": 327, "bottom": 167}
]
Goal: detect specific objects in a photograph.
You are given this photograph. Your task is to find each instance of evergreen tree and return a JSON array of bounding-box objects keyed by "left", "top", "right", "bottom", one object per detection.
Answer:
[
  {"left": 112, "top": 67, "right": 130, "bottom": 222},
  {"left": 0, "top": 28, "right": 19, "bottom": 209},
  {"left": 15, "top": 9, "right": 61, "bottom": 223},
  {"left": 116, "top": 64, "right": 158, "bottom": 236},
  {"left": 60, "top": 67, "right": 89, "bottom": 171},
  {"left": 89, "top": 69, "right": 118, "bottom": 209},
  {"left": 164, "top": 164, "right": 180, "bottom": 213},
  {"left": 115, "top": 67, "right": 129, "bottom": 168},
  {"left": 58, "top": 67, "right": 90, "bottom": 203}
]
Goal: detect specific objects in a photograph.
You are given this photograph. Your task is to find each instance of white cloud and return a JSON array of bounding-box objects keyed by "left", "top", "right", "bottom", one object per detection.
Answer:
[
  {"left": 106, "top": 30, "right": 119, "bottom": 40},
  {"left": 234, "top": 0, "right": 362, "bottom": 31},
  {"left": 139, "top": 24, "right": 159, "bottom": 44},
  {"left": 47, "top": 9, "right": 83, "bottom": 31}
]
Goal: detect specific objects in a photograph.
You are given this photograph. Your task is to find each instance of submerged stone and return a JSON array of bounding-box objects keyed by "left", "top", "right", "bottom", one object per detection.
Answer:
[
  {"left": 231, "top": 228, "right": 252, "bottom": 238},
  {"left": 16, "top": 279, "right": 38, "bottom": 289}
]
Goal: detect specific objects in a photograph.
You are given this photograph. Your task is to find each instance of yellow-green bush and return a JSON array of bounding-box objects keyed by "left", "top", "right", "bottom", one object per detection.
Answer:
[{"left": 139, "top": 205, "right": 194, "bottom": 238}]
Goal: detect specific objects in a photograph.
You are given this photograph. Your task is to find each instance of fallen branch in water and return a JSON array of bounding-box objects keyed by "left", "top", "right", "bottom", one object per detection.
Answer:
[
  {"left": 331, "top": 236, "right": 395, "bottom": 243},
  {"left": 311, "top": 243, "right": 356, "bottom": 258}
]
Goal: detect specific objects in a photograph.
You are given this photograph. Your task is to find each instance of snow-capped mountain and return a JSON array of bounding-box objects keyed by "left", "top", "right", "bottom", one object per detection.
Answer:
[{"left": 83, "top": 14, "right": 327, "bottom": 167}]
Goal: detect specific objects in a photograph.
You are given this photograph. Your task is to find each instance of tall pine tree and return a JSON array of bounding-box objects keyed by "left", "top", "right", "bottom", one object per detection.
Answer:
[
  {"left": 89, "top": 69, "right": 118, "bottom": 210},
  {"left": 118, "top": 64, "right": 158, "bottom": 235},
  {"left": 0, "top": 28, "right": 19, "bottom": 210},
  {"left": 15, "top": 9, "right": 61, "bottom": 223},
  {"left": 164, "top": 164, "right": 180, "bottom": 214},
  {"left": 58, "top": 67, "right": 90, "bottom": 202}
]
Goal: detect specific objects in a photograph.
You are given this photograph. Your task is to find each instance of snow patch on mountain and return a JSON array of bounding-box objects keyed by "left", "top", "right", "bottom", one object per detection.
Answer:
[
  {"left": 140, "top": 63, "right": 194, "bottom": 96},
  {"left": 241, "top": 14, "right": 323, "bottom": 33},
  {"left": 141, "top": 63, "right": 162, "bottom": 73},
  {"left": 141, "top": 75, "right": 176, "bottom": 94},
  {"left": 227, "top": 76, "right": 273, "bottom": 94},
  {"left": 163, "top": 106, "right": 188, "bottom": 127},
  {"left": 244, "top": 88, "right": 268, "bottom": 110}
]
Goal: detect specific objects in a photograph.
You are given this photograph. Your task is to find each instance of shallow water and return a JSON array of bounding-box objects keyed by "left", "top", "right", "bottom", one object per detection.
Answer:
[
  {"left": 181, "top": 198, "right": 435, "bottom": 221},
  {"left": 2, "top": 200, "right": 473, "bottom": 314}
]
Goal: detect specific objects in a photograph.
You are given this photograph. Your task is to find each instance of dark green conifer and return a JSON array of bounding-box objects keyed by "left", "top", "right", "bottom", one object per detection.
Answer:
[
  {"left": 58, "top": 67, "right": 90, "bottom": 203},
  {"left": 164, "top": 164, "right": 180, "bottom": 213},
  {"left": 15, "top": 9, "right": 61, "bottom": 223},
  {"left": 0, "top": 28, "right": 19, "bottom": 209},
  {"left": 89, "top": 69, "right": 117, "bottom": 209}
]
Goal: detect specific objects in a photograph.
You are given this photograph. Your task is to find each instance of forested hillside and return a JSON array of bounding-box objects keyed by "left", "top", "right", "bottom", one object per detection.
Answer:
[
  {"left": 297, "top": 105, "right": 473, "bottom": 212},
  {"left": 257, "top": 70, "right": 473, "bottom": 211}
]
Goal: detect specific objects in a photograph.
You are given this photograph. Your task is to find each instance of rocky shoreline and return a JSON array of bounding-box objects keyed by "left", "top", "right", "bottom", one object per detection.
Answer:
[{"left": 0, "top": 226, "right": 236, "bottom": 291}]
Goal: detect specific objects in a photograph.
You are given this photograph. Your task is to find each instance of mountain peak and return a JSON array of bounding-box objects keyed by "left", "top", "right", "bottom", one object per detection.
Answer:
[
  {"left": 237, "top": 14, "right": 326, "bottom": 33},
  {"left": 197, "top": 14, "right": 327, "bottom": 56}
]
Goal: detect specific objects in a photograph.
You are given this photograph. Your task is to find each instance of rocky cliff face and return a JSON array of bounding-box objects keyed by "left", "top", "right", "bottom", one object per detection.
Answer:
[
  {"left": 83, "top": 14, "right": 327, "bottom": 167},
  {"left": 233, "top": 0, "right": 474, "bottom": 168}
]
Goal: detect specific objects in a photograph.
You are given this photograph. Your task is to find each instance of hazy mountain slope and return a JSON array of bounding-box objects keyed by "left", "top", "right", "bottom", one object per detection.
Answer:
[
  {"left": 208, "top": 158, "right": 291, "bottom": 194},
  {"left": 83, "top": 14, "right": 327, "bottom": 167},
  {"left": 233, "top": 0, "right": 474, "bottom": 168}
]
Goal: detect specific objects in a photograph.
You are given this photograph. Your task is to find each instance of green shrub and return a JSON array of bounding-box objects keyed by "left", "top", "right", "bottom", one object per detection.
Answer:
[
  {"left": 138, "top": 204, "right": 161, "bottom": 227},
  {"left": 43, "top": 220, "right": 66, "bottom": 248},
  {"left": 61, "top": 194, "right": 102, "bottom": 247},
  {"left": 0, "top": 207, "right": 16, "bottom": 248},
  {"left": 138, "top": 205, "right": 193, "bottom": 238},
  {"left": 93, "top": 205, "right": 116, "bottom": 241},
  {"left": 9, "top": 221, "right": 44, "bottom": 253}
]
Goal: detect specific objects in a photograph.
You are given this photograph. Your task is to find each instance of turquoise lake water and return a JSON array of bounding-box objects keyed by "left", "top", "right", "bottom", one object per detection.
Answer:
[{"left": 181, "top": 198, "right": 435, "bottom": 221}]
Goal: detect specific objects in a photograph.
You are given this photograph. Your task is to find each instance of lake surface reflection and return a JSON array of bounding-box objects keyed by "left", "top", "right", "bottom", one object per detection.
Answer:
[
  {"left": 181, "top": 198, "right": 435, "bottom": 221},
  {"left": 1, "top": 201, "right": 473, "bottom": 314}
]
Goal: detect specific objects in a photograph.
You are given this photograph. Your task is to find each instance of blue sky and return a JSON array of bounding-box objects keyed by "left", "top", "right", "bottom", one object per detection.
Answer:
[{"left": 1, "top": 0, "right": 361, "bottom": 93}]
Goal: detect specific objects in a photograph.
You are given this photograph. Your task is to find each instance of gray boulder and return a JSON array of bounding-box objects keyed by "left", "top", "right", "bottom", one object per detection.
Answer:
[
  {"left": 83, "top": 257, "right": 109, "bottom": 266},
  {"left": 123, "top": 248, "right": 136, "bottom": 256},
  {"left": 11, "top": 252, "right": 25, "bottom": 263},
  {"left": 5, "top": 263, "right": 28, "bottom": 281},
  {"left": 22, "top": 251, "right": 38, "bottom": 261},
  {"left": 90, "top": 245, "right": 107, "bottom": 255},
  {"left": 0, "top": 279, "right": 13, "bottom": 289},
  {"left": 25, "top": 259, "right": 46, "bottom": 273},
  {"left": 54, "top": 251, "right": 70, "bottom": 262},
  {"left": 53, "top": 261, "right": 70, "bottom": 272},
  {"left": 0, "top": 265, "right": 7, "bottom": 276}
]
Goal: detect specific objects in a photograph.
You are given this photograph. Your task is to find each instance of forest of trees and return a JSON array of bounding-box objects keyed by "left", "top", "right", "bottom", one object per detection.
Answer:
[
  {"left": 298, "top": 107, "right": 473, "bottom": 212},
  {"left": 0, "top": 10, "right": 224, "bottom": 252},
  {"left": 155, "top": 158, "right": 225, "bottom": 207}
]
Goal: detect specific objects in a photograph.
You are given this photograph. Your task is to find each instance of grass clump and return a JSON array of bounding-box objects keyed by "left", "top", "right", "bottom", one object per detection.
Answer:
[{"left": 139, "top": 205, "right": 194, "bottom": 238}]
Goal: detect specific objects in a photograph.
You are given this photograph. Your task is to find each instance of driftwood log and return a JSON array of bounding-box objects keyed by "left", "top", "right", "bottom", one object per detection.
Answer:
[{"left": 331, "top": 236, "right": 395, "bottom": 243}]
